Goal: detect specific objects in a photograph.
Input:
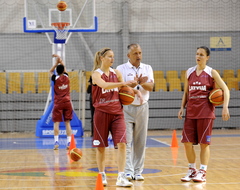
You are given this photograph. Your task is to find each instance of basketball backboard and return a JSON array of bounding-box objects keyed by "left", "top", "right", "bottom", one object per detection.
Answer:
[{"left": 23, "top": 0, "right": 97, "bottom": 33}]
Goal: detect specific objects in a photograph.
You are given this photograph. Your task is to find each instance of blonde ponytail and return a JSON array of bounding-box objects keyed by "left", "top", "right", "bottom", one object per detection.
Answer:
[{"left": 92, "top": 47, "right": 111, "bottom": 72}]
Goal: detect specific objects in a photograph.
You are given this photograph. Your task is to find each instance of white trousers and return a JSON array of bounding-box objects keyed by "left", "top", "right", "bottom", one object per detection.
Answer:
[{"left": 123, "top": 102, "right": 149, "bottom": 175}]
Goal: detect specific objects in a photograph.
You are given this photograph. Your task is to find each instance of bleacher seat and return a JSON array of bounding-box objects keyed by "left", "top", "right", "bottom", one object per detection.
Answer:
[
  {"left": 166, "top": 70, "right": 179, "bottom": 82},
  {"left": 8, "top": 72, "right": 21, "bottom": 93},
  {"left": 226, "top": 78, "right": 239, "bottom": 90},
  {"left": 223, "top": 69, "right": 235, "bottom": 79},
  {"left": 154, "top": 78, "right": 167, "bottom": 91},
  {"left": 154, "top": 70, "right": 164, "bottom": 80},
  {"left": 85, "top": 71, "right": 92, "bottom": 90},
  {"left": 223, "top": 77, "right": 237, "bottom": 84},
  {"left": 237, "top": 69, "right": 240, "bottom": 80},
  {"left": 168, "top": 78, "right": 182, "bottom": 91},
  {"left": 37, "top": 72, "right": 50, "bottom": 93},
  {"left": 68, "top": 71, "right": 79, "bottom": 92},
  {"left": 23, "top": 72, "right": 36, "bottom": 93},
  {"left": 180, "top": 70, "right": 186, "bottom": 83},
  {"left": 0, "top": 72, "right": 6, "bottom": 94}
]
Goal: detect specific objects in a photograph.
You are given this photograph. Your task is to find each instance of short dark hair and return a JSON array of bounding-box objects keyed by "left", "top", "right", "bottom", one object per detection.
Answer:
[
  {"left": 197, "top": 46, "right": 210, "bottom": 56},
  {"left": 127, "top": 43, "right": 140, "bottom": 50},
  {"left": 56, "top": 64, "right": 64, "bottom": 75}
]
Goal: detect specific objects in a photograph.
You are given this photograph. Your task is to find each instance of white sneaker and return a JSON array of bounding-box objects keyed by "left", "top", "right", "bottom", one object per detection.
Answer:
[
  {"left": 134, "top": 174, "right": 144, "bottom": 181},
  {"left": 181, "top": 168, "right": 197, "bottom": 182},
  {"left": 192, "top": 169, "right": 206, "bottom": 182},
  {"left": 125, "top": 173, "right": 133, "bottom": 180},
  {"left": 101, "top": 173, "right": 107, "bottom": 186},
  {"left": 116, "top": 173, "right": 133, "bottom": 187}
]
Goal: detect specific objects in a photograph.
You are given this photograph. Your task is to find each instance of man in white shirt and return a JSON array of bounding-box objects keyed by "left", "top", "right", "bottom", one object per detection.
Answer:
[{"left": 116, "top": 44, "right": 154, "bottom": 181}]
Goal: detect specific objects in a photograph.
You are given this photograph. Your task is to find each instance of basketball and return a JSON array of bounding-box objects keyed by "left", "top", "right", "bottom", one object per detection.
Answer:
[
  {"left": 209, "top": 88, "right": 224, "bottom": 106},
  {"left": 70, "top": 148, "right": 82, "bottom": 161},
  {"left": 119, "top": 86, "right": 135, "bottom": 105},
  {"left": 57, "top": 1, "right": 68, "bottom": 11}
]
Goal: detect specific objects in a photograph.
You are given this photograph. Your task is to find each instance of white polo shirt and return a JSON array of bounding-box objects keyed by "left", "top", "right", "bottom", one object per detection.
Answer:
[{"left": 116, "top": 61, "right": 154, "bottom": 105}]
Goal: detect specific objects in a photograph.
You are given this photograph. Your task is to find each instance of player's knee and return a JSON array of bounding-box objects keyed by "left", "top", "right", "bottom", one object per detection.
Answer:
[{"left": 117, "top": 142, "right": 126, "bottom": 150}]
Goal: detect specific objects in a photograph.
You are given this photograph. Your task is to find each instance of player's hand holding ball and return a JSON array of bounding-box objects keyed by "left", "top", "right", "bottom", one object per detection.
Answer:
[
  {"left": 119, "top": 86, "right": 135, "bottom": 105},
  {"left": 52, "top": 54, "right": 63, "bottom": 65}
]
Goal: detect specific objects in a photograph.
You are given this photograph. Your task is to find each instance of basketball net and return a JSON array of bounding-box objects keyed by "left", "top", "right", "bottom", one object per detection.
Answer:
[{"left": 51, "top": 22, "right": 70, "bottom": 40}]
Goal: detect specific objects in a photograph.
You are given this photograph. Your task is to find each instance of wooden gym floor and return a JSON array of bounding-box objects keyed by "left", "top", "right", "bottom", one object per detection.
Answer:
[{"left": 0, "top": 129, "right": 239, "bottom": 190}]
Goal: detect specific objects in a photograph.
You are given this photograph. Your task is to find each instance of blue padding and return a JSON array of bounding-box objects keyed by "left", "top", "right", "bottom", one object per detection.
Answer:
[{"left": 35, "top": 101, "right": 83, "bottom": 138}]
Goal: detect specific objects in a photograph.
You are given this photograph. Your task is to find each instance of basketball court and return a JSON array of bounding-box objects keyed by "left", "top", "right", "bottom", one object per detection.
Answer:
[
  {"left": 0, "top": 0, "right": 240, "bottom": 189},
  {"left": 0, "top": 129, "right": 239, "bottom": 189}
]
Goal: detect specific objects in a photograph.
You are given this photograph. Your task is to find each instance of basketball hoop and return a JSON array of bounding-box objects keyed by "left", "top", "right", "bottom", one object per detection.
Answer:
[{"left": 51, "top": 22, "right": 70, "bottom": 40}]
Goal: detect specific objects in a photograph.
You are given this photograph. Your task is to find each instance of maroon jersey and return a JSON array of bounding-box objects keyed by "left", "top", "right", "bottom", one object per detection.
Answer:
[
  {"left": 92, "top": 68, "right": 123, "bottom": 115},
  {"left": 52, "top": 73, "right": 71, "bottom": 104},
  {"left": 186, "top": 65, "right": 215, "bottom": 119}
]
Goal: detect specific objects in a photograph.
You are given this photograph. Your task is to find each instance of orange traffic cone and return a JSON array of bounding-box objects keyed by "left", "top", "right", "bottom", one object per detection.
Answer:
[
  {"left": 95, "top": 173, "right": 104, "bottom": 190},
  {"left": 171, "top": 130, "right": 179, "bottom": 148},
  {"left": 171, "top": 147, "right": 178, "bottom": 165},
  {"left": 68, "top": 134, "right": 76, "bottom": 154}
]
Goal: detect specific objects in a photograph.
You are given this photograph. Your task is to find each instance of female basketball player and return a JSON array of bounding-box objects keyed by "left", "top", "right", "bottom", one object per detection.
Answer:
[
  {"left": 91, "top": 47, "right": 143, "bottom": 187},
  {"left": 50, "top": 54, "right": 72, "bottom": 150},
  {"left": 178, "top": 46, "right": 230, "bottom": 182}
]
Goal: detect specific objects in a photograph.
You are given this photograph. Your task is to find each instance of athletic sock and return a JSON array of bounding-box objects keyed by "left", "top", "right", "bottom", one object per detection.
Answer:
[
  {"left": 200, "top": 164, "right": 207, "bottom": 171},
  {"left": 54, "top": 135, "right": 59, "bottom": 142},
  {"left": 67, "top": 136, "right": 71, "bottom": 144},
  {"left": 188, "top": 163, "right": 196, "bottom": 169}
]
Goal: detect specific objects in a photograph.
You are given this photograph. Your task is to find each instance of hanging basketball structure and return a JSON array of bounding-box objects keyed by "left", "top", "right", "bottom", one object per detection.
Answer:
[
  {"left": 52, "top": 22, "right": 70, "bottom": 40},
  {"left": 23, "top": 0, "right": 98, "bottom": 138}
]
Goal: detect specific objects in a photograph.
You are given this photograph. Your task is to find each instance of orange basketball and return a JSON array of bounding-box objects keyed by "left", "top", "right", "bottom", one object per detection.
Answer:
[
  {"left": 209, "top": 88, "right": 224, "bottom": 106},
  {"left": 70, "top": 148, "right": 82, "bottom": 161},
  {"left": 119, "top": 86, "right": 135, "bottom": 105},
  {"left": 57, "top": 1, "right": 68, "bottom": 11}
]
